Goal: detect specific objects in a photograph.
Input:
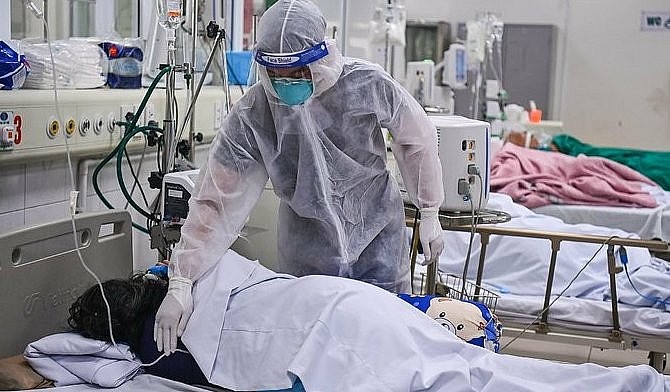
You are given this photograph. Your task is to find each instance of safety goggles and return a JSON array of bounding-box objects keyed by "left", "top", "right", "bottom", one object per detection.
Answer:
[{"left": 255, "top": 41, "right": 329, "bottom": 69}]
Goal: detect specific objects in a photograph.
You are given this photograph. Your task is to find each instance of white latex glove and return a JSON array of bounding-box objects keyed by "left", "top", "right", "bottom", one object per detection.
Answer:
[
  {"left": 419, "top": 208, "right": 444, "bottom": 265},
  {"left": 154, "top": 276, "right": 193, "bottom": 355}
]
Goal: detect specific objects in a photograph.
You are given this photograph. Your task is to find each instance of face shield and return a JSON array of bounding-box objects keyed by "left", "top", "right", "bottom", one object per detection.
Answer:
[{"left": 255, "top": 41, "right": 329, "bottom": 106}]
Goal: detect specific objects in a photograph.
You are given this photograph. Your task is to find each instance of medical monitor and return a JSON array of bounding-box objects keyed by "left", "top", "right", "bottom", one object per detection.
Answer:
[{"left": 431, "top": 115, "right": 490, "bottom": 212}]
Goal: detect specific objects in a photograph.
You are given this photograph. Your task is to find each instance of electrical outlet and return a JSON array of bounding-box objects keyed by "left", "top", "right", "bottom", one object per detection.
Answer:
[
  {"left": 107, "top": 112, "right": 117, "bottom": 133},
  {"left": 93, "top": 114, "right": 105, "bottom": 135},
  {"left": 120, "top": 104, "right": 137, "bottom": 124},
  {"left": 79, "top": 116, "right": 91, "bottom": 136},
  {"left": 144, "top": 103, "right": 157, "bottom": 125}
]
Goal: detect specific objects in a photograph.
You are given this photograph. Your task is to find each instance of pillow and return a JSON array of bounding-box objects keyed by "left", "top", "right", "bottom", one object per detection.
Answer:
[{"left": 398, "top": 294, "right": 503, "bottom": 352}]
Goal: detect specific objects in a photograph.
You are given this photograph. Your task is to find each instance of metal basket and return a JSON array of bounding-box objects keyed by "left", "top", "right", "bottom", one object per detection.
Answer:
[{"left": 421, "top": 273, "right": 499, "bottom": 312}]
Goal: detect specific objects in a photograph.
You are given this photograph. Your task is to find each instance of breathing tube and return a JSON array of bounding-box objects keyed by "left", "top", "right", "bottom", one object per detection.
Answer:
[{"left": 92, "top": 66, "right": 171, "bottom": 233}]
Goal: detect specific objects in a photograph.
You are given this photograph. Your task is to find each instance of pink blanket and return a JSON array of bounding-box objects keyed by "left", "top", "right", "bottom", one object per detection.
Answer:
[{"left": 491, "top": 143, "right": 658, "bottom": 208}]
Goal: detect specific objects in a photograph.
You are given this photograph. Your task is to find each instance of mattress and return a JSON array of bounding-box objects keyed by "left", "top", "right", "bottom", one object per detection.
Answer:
[
  {"left": 414, "top": 265, "right": 670, "bottom": 338},
  {"left": 534, "top": 203, "right": 670, "bottom": 241},
  {"left": 497, "top": 293, "right": 670, "bottom": 338}
]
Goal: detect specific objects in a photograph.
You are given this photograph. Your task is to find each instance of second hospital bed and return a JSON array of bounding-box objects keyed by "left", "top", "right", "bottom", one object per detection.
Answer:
[{"left": 414, "top": 193, "right": 670, "bottom": 372}]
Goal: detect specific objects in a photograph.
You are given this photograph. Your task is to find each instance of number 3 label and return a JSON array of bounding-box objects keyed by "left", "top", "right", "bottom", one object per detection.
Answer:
[{"left": 13, "top": 115, "right": 22, "bottom": 145}]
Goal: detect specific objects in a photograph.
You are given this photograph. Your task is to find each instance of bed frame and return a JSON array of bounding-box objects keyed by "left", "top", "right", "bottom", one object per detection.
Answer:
[
  {"left": 0, "top": 211, "right": 133, "bottom": 358},
  {"left": 408, "top": 208, "right": 670, "bottom": 372}
]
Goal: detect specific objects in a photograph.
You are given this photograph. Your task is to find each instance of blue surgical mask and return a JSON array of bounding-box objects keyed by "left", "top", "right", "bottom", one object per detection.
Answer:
[{"left": 270, "top": 77, "right": 313, "bottom": 106}]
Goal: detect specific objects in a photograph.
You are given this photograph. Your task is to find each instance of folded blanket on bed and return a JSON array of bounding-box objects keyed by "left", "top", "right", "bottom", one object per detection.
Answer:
[
  {"left": 24, "top": 332, "right": 141, "bottom": 388},
  {"left": 491, "top": 143, "right": 658, "bottom": 208}
]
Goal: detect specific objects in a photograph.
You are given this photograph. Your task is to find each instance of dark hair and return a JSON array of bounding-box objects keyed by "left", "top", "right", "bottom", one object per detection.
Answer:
[{"left": 68, "top": 274, "right": 167, "bottom": 351}]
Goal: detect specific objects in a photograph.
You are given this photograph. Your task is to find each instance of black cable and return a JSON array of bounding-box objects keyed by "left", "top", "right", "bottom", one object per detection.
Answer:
[
  {"left": 500, "top": 236, "right": 617, "bottom": 352},
  {"left": 123, "top": 144, "right": 150, "bottom": 209},
  {"left": 409, "top": 206, "right": 420, "bottom": 294}
]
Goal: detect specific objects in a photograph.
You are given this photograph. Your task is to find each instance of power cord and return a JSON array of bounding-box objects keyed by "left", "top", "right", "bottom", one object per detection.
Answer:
[
  {"left": 500, "top": 236, "right": 617, "bottom": 352},
  {"left": 450, "top": 164, "right": 484, "bottom": 300}
]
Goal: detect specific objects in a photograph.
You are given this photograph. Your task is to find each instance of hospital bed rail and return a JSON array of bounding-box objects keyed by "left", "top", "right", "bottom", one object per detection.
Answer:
[{"left": 406, "top": 208, "right": 670, "bottom": 371}]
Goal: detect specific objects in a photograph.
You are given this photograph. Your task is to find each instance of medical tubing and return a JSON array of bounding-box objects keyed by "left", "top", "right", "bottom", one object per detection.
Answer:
[
  {"left": 123, "top": 143, "right": 150, "bottom": 209},
  {"left": 92, "top": 66, "right": 172, "bottom": 216},
  {"left": 620, "top": 248, "right": 670, "bottom": 307},
  {"left": 500, "top": 237, "right": 616, "bottom": 352},
  {"left": 116, "top": 126, "right": 166, "bottom": 224},
  {"left": 140, "top": 349, "right": 190, "bottom": 367},
  {"left": 38, "top": 14, "right": 119, "bottom": 349},
  {"left": 91, "top": 125, "right": 162, "bottom": 234}
]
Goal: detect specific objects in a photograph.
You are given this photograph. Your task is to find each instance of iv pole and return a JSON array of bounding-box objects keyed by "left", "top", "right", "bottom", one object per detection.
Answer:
[
  {"left": 186, "top": 0, "right": 199, "bottom": 163},
  {"left": 162, "top": 29, "right": 177, "bottom": 175}
]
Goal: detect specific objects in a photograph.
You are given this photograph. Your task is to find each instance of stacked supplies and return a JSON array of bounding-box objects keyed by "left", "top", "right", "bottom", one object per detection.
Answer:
[{"left": 20, "top": 39, "right": 107, "bottom": 89}]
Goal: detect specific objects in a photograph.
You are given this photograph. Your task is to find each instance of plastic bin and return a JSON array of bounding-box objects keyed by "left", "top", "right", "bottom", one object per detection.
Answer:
[{"left": 226, "top": 51, "right": 252, "bottom": 86}]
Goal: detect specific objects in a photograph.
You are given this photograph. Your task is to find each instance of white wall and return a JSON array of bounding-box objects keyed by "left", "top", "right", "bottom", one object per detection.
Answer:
[
  {"left": 0, "top": 2, "right": 10, "bottom": 40},
  {"left": 319, "top": 0, "right": 670, "bottom": 150},
  {"left": 406, "top": 0, "right": 670, "bottom": 150}
]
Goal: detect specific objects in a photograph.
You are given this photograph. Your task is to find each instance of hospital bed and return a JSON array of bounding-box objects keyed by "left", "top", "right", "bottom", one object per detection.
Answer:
[
  {"left": 534, "top": 202, "right": 670, "bottom": 242},
  {"left": 491, "top": 139, "right": 670, "bottom": 241},
  {"left": 0, "top": 211, "right": 231, "bottom": 391},
  {"left": 412, "top": 198, "right": 670, "bottom": 372}
]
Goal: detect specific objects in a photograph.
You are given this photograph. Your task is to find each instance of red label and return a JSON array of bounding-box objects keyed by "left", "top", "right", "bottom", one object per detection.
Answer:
[{"left": 13, "top": 115, "right": 22, "bottom": 144}]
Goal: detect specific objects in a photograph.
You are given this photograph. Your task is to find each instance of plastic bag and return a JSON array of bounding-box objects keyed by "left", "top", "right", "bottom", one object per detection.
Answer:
[
  {"left": 0, "top": 41, "right": 30, "bottom": 90},
  {"left": 99, "top": 38, "right": 144, "bottom": 89}
]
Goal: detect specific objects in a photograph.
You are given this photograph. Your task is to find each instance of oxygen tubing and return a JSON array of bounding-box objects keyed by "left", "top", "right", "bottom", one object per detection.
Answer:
[{"left": 92, "top": 66, "right": 171, "bottom": 232}]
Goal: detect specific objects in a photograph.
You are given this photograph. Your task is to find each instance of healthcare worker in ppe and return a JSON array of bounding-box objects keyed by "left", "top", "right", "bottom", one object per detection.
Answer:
[{"left": 154, "top": 0, "right": 445, "bottom": 354}]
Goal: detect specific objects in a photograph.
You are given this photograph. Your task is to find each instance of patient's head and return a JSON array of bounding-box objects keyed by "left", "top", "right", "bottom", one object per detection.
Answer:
[{"left": 68, "top": 274, "right": 167, "bottom": 351}]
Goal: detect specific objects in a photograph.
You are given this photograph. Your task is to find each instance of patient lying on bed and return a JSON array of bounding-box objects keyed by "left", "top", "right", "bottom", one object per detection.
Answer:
[{"left": 22, "top": 250, "right": 668, "bottom": 392}]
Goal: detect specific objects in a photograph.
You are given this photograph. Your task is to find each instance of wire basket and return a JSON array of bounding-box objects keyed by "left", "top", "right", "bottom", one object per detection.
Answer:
[{"left": 427, "top": 273, "right": 499, "bottom": 312}]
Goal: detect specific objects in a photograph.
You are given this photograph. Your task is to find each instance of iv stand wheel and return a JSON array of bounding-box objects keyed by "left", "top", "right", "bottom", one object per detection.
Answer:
[{"left": 648, "top": 351, "right": 667, "bottom": 373}]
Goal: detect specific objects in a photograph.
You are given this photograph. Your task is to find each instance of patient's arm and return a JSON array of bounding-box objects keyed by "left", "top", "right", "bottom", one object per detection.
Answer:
[
  {"left": 0, "top": 355, "right": 53, "bottom": 390},
  {"left": 506, "top": 130, "right": 558, "bottom": 151}
]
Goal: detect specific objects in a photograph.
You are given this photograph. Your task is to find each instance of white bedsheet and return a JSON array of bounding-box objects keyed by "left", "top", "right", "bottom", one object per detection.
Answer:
[
  {"left": 21, "top": 374, "right": 218, "bottom": 391},
  {"left": 534, "top": 203, "right": 670, "bottom": 241},
  {"left": 181, "top": 250, "right": 669, "bottom": 391},
  {"left": 534, "top": 189, "right": 670, "bottom": 241},
  {"left": 496, "top": 294, "right": 670, "bottom": 337}
]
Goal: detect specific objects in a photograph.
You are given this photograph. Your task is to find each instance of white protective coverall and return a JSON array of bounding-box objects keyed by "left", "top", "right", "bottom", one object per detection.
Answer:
[
  {"left": 171, "top": 0, "right": 443, "bottom": 290},
  {"left": 155, "top": 0, "right": 445, "bottom": 354},
  {"left": 182, "top": 250, "right": 670, "bottom": 392}
]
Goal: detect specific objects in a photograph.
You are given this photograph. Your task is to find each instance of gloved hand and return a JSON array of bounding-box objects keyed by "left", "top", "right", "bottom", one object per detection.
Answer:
[
  {"left": 154, "top": 276, "right": 193, "bottom": 355},
  {"left": 419, "top": 208, "right": 444, "bottom": 265}
]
